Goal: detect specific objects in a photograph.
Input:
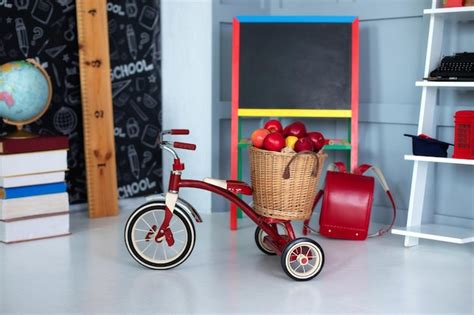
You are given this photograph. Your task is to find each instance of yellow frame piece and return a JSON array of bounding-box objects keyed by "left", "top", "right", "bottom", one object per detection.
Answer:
[{"left": 238, "top": 108, "right": 352, "bottom": 118}]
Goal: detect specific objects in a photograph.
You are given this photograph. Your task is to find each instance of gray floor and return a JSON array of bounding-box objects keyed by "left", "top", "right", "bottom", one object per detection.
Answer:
[{"left": 1, "top": 197, "right": 473, "bottom": 314}]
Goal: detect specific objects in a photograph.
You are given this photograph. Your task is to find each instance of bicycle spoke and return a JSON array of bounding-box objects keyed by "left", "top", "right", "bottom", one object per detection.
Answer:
[
  {"left": 134, "top": 228, "right": 151, "bottom": 233},
  {"left": 162, "top": 243, "right": 168, "bottom": 260},
  {"left": 141, "top": 217, "right": 154, "bottom": 231},
  {"left": 173, "top": 229, "right": 185, "bottom": 234},
  {"left": 170, "top": 219, "right": 179, "bottom": 228},
  {"left": 134, "top": 239, "right": 148, "bottom": 243},
  {"left": 168, "top": 246, "right": 179, "bottom": 255},
  {"left": 152, "top": 211, "right": 159, "bottom": 226},
  {"left": 152, "top": 243, "right": 158, "bottom": 261},
  {"left": 141, "top": 241, "right": 152, "bottom": 254}
]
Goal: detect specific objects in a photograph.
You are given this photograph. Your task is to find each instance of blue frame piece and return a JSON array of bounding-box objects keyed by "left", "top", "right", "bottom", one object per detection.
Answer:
[{"left": 236, "top": 16, "right": 357, "bottom": 23}]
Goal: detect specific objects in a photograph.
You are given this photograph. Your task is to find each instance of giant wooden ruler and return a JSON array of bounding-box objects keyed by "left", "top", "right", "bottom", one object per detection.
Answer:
[{"left": 76, "top": 0, "right": 118, "bottom": 218}]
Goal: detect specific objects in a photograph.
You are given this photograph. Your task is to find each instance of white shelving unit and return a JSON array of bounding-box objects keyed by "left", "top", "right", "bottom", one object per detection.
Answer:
[{"left": 391, "top": 0, "right": 474, "bottom": 247}]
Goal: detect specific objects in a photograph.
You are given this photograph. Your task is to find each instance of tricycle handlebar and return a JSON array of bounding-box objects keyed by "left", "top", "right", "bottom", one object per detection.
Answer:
[
  {"left": 171, "top": 129, "right": 190, "bottom": 135},
  {"left": 173, "top": 142, "right": 196, "bottom": 151}
]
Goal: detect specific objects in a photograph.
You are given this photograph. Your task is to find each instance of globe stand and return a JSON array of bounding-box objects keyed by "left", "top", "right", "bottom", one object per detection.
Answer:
[{"left": 3, "top": 123, "right": 39, "bottom": 139}]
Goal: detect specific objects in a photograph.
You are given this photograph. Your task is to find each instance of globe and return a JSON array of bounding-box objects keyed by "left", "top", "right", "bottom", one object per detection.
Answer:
[{"left": 0, "top": 59, "right": 52, "bottom": 138}]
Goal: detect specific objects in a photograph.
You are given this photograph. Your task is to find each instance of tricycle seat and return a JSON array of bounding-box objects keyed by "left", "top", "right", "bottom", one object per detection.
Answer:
[{"left": 203, "top": 178, "right": 252, "bottom": 195}]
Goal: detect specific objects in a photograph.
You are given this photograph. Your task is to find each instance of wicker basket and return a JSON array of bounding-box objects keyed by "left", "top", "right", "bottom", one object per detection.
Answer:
[{"left": 249, "top": 146, "right": 327, "bottom": 220}]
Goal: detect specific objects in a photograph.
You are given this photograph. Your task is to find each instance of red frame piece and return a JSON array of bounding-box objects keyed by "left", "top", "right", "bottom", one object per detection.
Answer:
[
  {"left": 351, "top": 18, "right": 359, "bottom": 170},
  {"left": 230, "top": 18, "right": 241, "bottom": 230}
]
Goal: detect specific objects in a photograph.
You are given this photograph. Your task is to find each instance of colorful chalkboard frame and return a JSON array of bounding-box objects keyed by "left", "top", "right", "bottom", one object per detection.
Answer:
[{"left": 230, "top": 16, "right": 359, "bottom": 230}]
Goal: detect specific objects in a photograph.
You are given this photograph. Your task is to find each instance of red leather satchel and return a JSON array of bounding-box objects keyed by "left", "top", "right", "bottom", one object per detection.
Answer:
[{"left": 303, "top": 162, "right": 396, "bottom": 240}]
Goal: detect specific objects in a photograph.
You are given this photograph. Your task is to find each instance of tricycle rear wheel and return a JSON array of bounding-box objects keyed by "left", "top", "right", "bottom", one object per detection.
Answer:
[
  {"left": 280, "top": 238, "right": 324, "bottom": 281},
  {"left": 254, "top": 227, "right": 277, "bottom": 255}
]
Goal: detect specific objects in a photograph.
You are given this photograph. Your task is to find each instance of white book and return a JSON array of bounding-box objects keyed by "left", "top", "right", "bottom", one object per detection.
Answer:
[
  {"left": 0, "top": 171, "right": 66, "bottom": 188},
  {"left": 0, "top": 150, "right": 68, "bottom": 177},
  {"left": 0, "top": 213, "right": 70, "bottom": 244},
  {"left": 0, "top": 192, "right": 69, "bottom": 220}
]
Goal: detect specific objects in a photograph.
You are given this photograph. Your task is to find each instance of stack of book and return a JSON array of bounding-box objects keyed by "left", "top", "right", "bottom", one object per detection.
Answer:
[{"left": 0, "top": 135, "right": 70, "bottom": 243}]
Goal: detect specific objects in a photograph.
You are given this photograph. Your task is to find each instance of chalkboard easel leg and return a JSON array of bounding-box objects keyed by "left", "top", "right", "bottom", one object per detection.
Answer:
[{"left": 230, "top": 110, "right": 239, "bottom": 230}]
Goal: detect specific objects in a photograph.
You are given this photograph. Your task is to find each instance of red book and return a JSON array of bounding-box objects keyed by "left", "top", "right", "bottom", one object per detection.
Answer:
[{"left": 0, "top": 135, "right": 69, "bottom": 154}]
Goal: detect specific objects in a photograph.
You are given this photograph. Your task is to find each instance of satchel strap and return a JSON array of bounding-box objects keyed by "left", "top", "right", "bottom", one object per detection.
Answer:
[
  {"left": 303, "top": 189, "right": 324, "bottom": 235},
  {"left": 313, "top": 162, "right": 346, "bottom": 205},
  {"left": 327, "top": 161, "right": 347, "bottom": 173},
  {"left": 282, "top": 151, "right": 320, "bottom": 179},
  {"left": 353, "top": 164, "right": 397, "bottom": 237}
]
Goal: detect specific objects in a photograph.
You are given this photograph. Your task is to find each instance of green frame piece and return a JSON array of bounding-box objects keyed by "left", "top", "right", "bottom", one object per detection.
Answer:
[
  {"left": 325, "top": 144, "right": 352, "bottom": 150},
  {"left": 237, "top": 119, "right": 245, "bottom": 218},
  {"left": 347, "top": 118, "right": 352, "bottom": 170}
]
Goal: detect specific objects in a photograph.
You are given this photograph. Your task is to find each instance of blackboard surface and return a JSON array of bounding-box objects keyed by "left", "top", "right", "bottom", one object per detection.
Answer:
[
  {"left": 0, "top": 0, "right": 162, "bottom": 203},
  {"left": 239, "top": 22, "right": 352, "bottom": 110}
]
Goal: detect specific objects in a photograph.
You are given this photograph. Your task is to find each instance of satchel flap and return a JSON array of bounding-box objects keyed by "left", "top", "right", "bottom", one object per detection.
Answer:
[{"left": 319, "top": 171, "right": 375, "bottom": 239}]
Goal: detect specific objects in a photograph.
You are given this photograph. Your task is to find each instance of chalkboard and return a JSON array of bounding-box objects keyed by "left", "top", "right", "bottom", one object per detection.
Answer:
[
  {"left": 0, "top": 0, "right": 162, "bottom": 203},
  {"left": 238, "top": 18, "right": 354, "bottom": 110}
]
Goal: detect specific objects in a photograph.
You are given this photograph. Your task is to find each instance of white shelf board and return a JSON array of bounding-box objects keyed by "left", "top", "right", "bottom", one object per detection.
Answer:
[
  {"left": 416, "top": 80, "right": 474, "bottom": 88},
  {"left": 424, "top": 6, "right": 474, "bottom": 20},
  {"left": 405, "top": 155, "right": 474, "bottom": 166},
  {"left": 392, "top": 224, "right": 474, "bottom": 244}
]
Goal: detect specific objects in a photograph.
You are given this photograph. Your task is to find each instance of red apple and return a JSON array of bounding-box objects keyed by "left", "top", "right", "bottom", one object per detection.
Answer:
[
  {"left": 263, "top": 133, "right": 286, "bottom": 152},
  {"left": 251, "top": 128, "right": 270, "bottom": 148},
  {"left": 283, "top": 121, "right": 307, "bottom": 138},
  {"left": 264, "top": 120, "right": 283, "bottom": 133},
  {"left": 307, "top": 132, "right": 325, "bottom": 152},
  {"left": 294, "top": 137, "right": 314, "bottom": 152}
]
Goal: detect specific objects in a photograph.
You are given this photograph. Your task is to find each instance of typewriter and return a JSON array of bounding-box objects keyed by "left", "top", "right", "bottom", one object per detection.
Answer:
[{"left": 428, "top": 52, "right": 474, "bottom": 81}]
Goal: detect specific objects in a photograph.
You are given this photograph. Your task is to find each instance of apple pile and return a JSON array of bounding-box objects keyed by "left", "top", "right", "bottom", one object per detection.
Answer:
[{"left": 251, "top": 120, "right": 325, "bottom": 153}]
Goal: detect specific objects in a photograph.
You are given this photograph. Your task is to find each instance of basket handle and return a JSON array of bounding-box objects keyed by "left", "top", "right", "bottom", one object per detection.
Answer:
[{"left": 282, "top": 151, "right": 320, "bottom": 179}]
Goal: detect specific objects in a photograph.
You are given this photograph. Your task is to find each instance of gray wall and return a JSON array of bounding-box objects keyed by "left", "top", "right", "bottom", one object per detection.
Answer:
[
  {"left": 210, "top": 0, "right": 474, "bottom": 228},
  {"left": 162, "top": 0, "right": 213, "bottom": 212}
]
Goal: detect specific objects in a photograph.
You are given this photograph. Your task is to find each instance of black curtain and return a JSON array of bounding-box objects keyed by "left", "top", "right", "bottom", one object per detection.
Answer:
[{"left": 0, "top": 0, "right": 162, "bottom": 203}]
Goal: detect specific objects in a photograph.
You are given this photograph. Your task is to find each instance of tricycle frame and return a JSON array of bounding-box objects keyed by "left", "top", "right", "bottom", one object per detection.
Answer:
[{"left": 174, "top": 176, "right": 296, "bottom": 256}]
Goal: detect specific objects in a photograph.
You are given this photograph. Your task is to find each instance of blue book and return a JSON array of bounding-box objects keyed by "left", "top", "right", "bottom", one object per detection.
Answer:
[{"left": 0, "top": 182, "right": 67, "bottom": 199}]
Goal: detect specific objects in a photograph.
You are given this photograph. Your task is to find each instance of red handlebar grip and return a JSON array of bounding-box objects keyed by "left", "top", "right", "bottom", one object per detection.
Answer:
[
  {"left": 173, "top": 142, "right": 196, "bottom": 150},
  {"left": 171, "top": 129, "right": 190, "bottom": 135}
]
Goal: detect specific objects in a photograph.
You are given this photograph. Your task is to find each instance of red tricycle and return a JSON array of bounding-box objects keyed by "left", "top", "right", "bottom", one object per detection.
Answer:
[{"left": 124, "top": 129, "right": 325, "bottom": 281}]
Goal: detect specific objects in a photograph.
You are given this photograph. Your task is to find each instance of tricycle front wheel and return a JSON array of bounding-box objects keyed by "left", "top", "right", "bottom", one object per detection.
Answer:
[
  {"left": 281, "top": 238, "right": 324, "bottom": 281},
  {"left": 124, "top": 202, "right": 196, "bottom": 270}
]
